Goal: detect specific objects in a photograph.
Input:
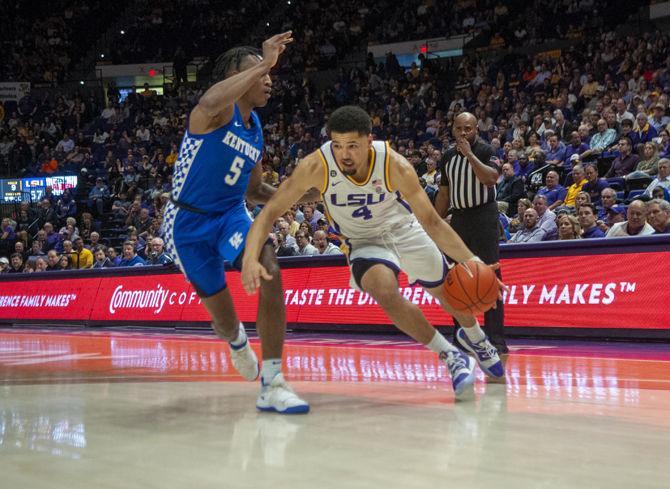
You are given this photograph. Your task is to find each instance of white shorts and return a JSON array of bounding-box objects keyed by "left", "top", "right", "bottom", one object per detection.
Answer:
[{"left": 347, "top": 217, "right": 448, "bottom": 291}]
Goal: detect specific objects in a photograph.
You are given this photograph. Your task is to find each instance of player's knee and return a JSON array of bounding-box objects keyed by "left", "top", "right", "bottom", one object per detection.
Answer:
[{"left": 367, "top": 286, "right": 401, "bottom": 309}]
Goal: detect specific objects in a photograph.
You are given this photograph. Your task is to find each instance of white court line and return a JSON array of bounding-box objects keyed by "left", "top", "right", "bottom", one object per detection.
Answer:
[
  {"left": 508, "top": 353, "right": 670, "bottom": 364},
  {"left": 3, "top": 344, "right": 670, "bottom": 365},
  {"left": 2, "top": 374, "right": 670, "bottom": 385},
  {"left": 0, "top": 373, "right": 241, "bottom": 383},
  {"left": 286, "top": 346, "right": 670, "bottom": 364},
  {"left": 3, "top": 332, "right": 669, "bottom": 364}
]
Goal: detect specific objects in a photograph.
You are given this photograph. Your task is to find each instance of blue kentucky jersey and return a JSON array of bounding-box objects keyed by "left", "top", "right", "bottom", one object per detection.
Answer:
[{"left": 171, "top": 105, "right": 263, "bottom": 213}]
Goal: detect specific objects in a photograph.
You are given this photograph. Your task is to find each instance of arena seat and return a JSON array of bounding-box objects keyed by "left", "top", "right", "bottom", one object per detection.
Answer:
[{"left": 607, "top": 178, "right": 626, "bottom": 192}]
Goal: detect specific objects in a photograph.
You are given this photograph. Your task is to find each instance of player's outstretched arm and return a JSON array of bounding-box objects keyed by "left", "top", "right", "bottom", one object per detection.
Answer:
[
  {"left": 246, "top": 163, "right": 278, "bottom": 205},
  {"left": 241, "top": 152, "right": 325, "bottom": 293},
  {"left": 192, "top": 32, "right": 293, "bottom": 130},
  {"left": 246, "top": 162, "right": 322, "bottom": 205},
  {"left": 389, "top": 150, "right": 476, "bottom": 263},
  {"left": 298, "top": 187, "right": 323, "bottom": 203}
]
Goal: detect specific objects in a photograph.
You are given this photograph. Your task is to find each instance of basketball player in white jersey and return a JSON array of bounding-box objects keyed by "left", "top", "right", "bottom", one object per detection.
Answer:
[{"left": 242, "top": 106, "right": 504, "bottom": 399}]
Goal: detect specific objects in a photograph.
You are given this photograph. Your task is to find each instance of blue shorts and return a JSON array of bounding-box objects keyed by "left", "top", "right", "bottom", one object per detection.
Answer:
[{"left": 163, "top": 202, "right": 252, "bottom": 296}]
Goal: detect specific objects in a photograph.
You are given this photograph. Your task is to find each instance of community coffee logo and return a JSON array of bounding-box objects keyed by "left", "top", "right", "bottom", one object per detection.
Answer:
[{"left": 109, "top": 284, "right": 200, "bottom": 315}]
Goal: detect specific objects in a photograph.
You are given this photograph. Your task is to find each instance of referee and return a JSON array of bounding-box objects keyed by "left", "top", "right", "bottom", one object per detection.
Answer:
[{"left": 435, "top": 112, "right": 508, "bottom": 355}]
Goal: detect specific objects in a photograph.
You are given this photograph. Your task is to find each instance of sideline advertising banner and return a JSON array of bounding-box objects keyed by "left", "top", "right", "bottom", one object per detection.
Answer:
[{"left": 0, "top": 251, "right": 668, "bottom": 331}]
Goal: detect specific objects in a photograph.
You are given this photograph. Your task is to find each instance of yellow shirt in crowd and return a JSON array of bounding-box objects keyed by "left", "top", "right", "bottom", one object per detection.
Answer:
[
  {"left": 70, "top": 248, "right": 94, "bottom": 269},
  {"left": 564, "top": 178, "right": 587, "bottom": 207}
]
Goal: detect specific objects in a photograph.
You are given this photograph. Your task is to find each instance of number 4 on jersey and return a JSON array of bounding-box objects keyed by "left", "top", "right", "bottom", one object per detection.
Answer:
[
  {"left": 224, "top": 156, "right": 245, "bottom": 185},
  {"left": 352, "top": 206, "right": 373, "bottom": 220}
]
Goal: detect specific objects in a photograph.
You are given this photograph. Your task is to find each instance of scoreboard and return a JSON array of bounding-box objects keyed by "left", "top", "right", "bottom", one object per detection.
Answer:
[
  {"left": 0, "top": 179, "right": 23, "bottom": 202},
  {"left": 0, "top": 175, "right": 78, "bottom": 203}
]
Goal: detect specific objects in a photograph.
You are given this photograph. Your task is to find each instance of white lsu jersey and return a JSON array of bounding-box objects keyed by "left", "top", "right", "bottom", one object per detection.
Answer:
[{"left": 318, "top": 140, "right": 414, "bottom": 239}]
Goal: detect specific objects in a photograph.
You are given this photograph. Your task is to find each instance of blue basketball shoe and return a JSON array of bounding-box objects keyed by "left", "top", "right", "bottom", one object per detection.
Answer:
[
  {"left": 456, "top": 328, "right": 505, "bottom": 378},
  {"left": 441, "top": 350, "right": 476, "bottom": 400}
]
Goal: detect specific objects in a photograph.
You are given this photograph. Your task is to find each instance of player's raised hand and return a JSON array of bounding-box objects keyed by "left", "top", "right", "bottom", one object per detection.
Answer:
[
  {"left": 241, "top": 259, "right": 273, "bottom": 295},
  {"left": 261, "top": 31, "right": 294, "bottom": 69}
]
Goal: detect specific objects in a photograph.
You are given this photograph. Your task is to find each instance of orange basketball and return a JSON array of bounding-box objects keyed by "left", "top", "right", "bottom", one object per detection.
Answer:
[{"left": 443, "top": 260, "right": 499, "bottom": 315}]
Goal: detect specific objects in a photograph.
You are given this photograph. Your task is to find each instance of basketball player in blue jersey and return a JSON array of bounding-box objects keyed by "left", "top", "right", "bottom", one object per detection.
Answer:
[
  {"left": 241, "top": 106, "right": 505, "bottom": 400},
  {"left": 163, "top": 32, "right": 310, "bottom": 414}
]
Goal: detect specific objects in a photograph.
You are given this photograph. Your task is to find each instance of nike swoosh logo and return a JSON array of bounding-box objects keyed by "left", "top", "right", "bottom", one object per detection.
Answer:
[
  {"left": 234, "top": 122, "right": 243, "bottom": 127},
  {"left": 331, "top": 181, "right": 342, "bottom": 187}
]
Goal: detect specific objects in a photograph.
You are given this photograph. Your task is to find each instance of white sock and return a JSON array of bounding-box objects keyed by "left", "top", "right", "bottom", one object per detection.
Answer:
[
  {"left": 261, "top": 358, "right": 282, "bottom": 385},
  {"left": 462, "top": 321, "right": 486, "bottom": 343},
  {"left": 426, "top": 331, "right": 459, "bottom": 355},
  {"left": 229, "top": 323, "right": 247, "bottom": 349}
]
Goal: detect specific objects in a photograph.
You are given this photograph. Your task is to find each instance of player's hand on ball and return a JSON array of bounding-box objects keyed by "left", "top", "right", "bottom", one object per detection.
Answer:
[
  {"left": 465, "top": 258, "right": 508, "bottom": 306},
  {"left": 483, "top": 261, "right": 508, "bottom": 303},
  {"left": 261, "top": 31, "right": 294, "bottom": 69},
  {"left": 241, "top": 260, "right": 273, "bottom": 294}
]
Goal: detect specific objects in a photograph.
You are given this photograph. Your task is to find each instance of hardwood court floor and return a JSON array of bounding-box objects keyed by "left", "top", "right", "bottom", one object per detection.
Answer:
[{"left": 0, "top": 328, "right": 668, "bottom": 489}]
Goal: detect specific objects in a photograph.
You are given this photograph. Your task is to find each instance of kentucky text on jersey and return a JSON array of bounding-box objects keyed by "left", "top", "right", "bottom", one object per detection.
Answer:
[
  {"left": 169, "top": 105, "right": 264, "bottom": 213},
  {"left": 222, "top": 130, "right": 261, "bottom": 162}
]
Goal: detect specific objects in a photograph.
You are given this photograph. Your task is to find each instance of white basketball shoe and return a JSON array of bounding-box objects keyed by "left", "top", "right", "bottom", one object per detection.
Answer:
[
  {"left": 230, "top": 340, "right": 260, "bottom": 381},
  {"left": 256, "top": 373, "right": 310, "bottom": 414}
]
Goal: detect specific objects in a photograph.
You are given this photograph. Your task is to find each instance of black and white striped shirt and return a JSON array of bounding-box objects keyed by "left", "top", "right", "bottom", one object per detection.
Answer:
[{"left": 439, "top": 138, "right": 497, "bottom": 209}]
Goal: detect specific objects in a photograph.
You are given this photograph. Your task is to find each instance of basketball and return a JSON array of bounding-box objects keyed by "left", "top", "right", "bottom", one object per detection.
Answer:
[{"left": 443, "top": 260, "right": 498, "bottom": 315}]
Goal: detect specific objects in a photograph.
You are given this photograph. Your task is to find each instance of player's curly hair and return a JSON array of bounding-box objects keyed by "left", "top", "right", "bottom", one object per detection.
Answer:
[
  {"left": 327, "top": 105, "right": 371, "bottom": 136},
  {"left": 212, "top": 46, "right": 262, "bottom": 81}
]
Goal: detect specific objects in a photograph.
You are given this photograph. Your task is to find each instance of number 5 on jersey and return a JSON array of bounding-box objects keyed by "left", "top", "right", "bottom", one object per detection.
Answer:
[{"left": 224, "top": 156, "right": 245, "bottom": 186}]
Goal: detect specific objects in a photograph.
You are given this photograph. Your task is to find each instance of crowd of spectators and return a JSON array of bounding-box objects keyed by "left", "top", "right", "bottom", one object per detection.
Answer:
[
  {"left": 279, "top": 0, "right": 638, "bottom": 62},
  {"left": 258, "top": 28, "right": 670, "bottom": 246},
  {"left": 0, "top": 200, "right": 174, "bottom": 273},
  {"left": 0, "top": 0, "right": 131, "bottom": 83},
  {"left": 99, "top": 0, "right": 640, "bottom": 74},
  {"left": 0, "top": 83, "right": 191, "bottom": 272},
  {"left": 2, "top": 4, "right": 670, "bottom": 272},
  {"left": 105, "top": 0, "right": 271, "bottom": 66},
  {"left": 97, "top": 0, "right": 512, "bottom": 71}
]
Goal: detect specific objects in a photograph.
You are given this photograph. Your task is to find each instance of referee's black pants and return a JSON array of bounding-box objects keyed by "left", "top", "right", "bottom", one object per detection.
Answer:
[{"left": 449, "top": 201, "right": 508, "bottom": 353}]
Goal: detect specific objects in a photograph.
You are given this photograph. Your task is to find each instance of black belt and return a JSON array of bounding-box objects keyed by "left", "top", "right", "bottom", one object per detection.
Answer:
[{"left": 170, "top": 198, "right": 208, "bottom": 215}]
